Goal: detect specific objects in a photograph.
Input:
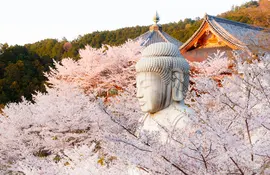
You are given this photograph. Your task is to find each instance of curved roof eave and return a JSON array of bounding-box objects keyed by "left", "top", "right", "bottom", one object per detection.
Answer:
[
  {"left": 206, "top": 15, "right": 246, "bottom": 49},
  {"left": 180, "top": 14, "right": 248, "bottom": 52},
  {"left": 179, "top": 19, "right": 207, "bottom": 51}
]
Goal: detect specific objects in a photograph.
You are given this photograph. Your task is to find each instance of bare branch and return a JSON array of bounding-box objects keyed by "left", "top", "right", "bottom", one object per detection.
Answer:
[
  {"left": 106, "top": 137, "right": 152, "bottom": 152},
  {"left": 262, "top": 123, "right": 270, "bottom": 131},
  {"left": 162, "top": 156, "right": 190, "bottom": 175},
  {"left": 205, "top": 142, "right": 212, "bottom": 158},
  {"left": 229, "top": 157, "right": 245, "bottom": 175},
  {"left": 245, "top": 119, "right": 254, "bottom": 161},
  {"left": 99, "top": 102, "right": 138, "bottom": 138}
]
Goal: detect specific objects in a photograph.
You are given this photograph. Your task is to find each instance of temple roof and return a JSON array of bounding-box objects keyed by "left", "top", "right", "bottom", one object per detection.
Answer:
[
  {"left": 137, "top": 30, "right": 182, "bottom": 48},
  {"left": 135, "top": 13, "right": 182, "bottom": 48},
  {"left": 180, "top": 14, "right": 270, "bottom": 53}
]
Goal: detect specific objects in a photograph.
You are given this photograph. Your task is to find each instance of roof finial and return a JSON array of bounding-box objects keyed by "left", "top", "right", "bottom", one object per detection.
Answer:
[
  {"left": 153, "top": 11, "right": 160, "bottom": 24},
  {"left": 204, "top": 12, "right": 208, "bottom": 19}
]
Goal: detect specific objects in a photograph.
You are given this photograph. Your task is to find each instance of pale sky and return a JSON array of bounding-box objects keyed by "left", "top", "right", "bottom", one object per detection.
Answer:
[{"left": 0, "top": 0, "right": 251, "bottom": 45}]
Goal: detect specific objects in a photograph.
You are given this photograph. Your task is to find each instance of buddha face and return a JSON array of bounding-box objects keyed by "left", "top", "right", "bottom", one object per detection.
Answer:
[{"left": 136, "top": 72, "right": 171, "bottom": 113}]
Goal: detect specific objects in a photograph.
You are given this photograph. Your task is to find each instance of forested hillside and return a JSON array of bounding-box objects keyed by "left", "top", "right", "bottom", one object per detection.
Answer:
[
  {"left": 0, "top": 45, "right": 53, "bottom": 106},
  {"left": 220, "top": 0, "right": 270, "bottom": 27},
  {"left": 0, "top": 0, "right": 269, "bottom": 106},
  {"left": 23, "top": 0, "right": 269, "bottom": 61},
  {"left": 24, "top": 19, "right": 202, "bottom": 61}
]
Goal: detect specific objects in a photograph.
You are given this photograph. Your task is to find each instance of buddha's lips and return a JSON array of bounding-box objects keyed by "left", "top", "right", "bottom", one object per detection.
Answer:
[{"left": 139, "top": 101, "right": 146, "bottom": 106}]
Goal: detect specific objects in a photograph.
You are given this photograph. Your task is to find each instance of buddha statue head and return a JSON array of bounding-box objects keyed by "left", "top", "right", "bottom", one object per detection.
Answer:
[{"left": 136, "top": 43, "right": 190, "bottom": 114}]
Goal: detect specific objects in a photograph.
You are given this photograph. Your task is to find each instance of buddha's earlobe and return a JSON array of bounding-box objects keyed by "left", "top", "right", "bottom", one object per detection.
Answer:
[{"left": 172, "top": 69, "right": 184, "bottom": 102}]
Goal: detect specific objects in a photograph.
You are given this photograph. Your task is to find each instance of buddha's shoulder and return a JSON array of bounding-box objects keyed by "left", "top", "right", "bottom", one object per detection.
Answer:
[{"left": 166, "top": 104, "right": 195, "bottom": 128}]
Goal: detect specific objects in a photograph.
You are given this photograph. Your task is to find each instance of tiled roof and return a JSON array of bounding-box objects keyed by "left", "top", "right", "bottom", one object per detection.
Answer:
[
  {"left": 181, "top": 14, "right": 270, "bottom": 52},
  {"left": 135, "top": 27, "right": 182, "bottom": 48},
  {"left": 208, "top": 15, "right": 269, "bottom": 48},
  {"left": 135, "top": 12, "right": 182, "bottom": 48}
]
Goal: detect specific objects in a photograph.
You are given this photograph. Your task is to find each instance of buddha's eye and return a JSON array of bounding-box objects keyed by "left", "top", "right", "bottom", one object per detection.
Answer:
[
  {"left": 140, "top": 82, "right": 150, "bottom": 88},
  {"left": 141, "top": 85, "right": 150, "bottom": 88},
  {"left": 138, "top": 80, "right": 150, "bottom": 88}
]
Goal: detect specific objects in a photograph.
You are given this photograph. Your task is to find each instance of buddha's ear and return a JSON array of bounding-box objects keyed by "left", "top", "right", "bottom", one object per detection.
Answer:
[{"left": 172, "top": 69, "right": 184, "bottom": 102}]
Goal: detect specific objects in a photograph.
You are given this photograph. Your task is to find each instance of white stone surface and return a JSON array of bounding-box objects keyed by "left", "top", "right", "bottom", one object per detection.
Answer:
[
  {"left": 135, "top": 43, "right": 193, "bottom": 142},
  {"left": 137, "top": 102, "right": 194, "bottom": 143}
]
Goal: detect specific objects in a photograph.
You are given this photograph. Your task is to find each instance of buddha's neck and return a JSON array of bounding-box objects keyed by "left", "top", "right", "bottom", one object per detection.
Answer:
[{"left": 148, "top": 100, "right": 194, "bottom": 118}]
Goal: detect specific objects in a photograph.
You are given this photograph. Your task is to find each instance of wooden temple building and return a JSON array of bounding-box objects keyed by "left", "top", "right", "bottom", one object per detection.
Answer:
[
  {"left": 135, "top": 12, "right": 182, "bottom": 48},
  {"left": 137, "top": 13, "right": 269, "bottom": 62},
  {"left": 180, "top": 14, "right": 270, "bottom": 62}
]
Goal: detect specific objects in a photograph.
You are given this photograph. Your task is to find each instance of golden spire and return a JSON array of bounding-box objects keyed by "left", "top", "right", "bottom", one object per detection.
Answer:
[
  {"left": 150, "top": 11, "right": 162, "bottom": 31},
  {"left": 153, "top": 11, "right": 160, "bottom": 24}
]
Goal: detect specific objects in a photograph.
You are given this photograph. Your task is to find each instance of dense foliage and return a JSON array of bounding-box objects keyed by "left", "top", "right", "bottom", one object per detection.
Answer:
[
  {"left": 25, "top": 39, "right": 75, "bottom": 61},
  {"left": 220, "top": 0, "right": 270, "bottom": 28},
  {"left": 24, "top": 19, "right": 202, "bottom": 61},
  {"left": 0, "top": 45, "right": 53, "bottom": 106}
]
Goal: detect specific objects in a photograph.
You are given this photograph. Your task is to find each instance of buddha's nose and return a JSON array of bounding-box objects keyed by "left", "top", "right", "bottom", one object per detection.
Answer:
[{"left": 136, "top": 86, "right": 143, "bottom": 98}]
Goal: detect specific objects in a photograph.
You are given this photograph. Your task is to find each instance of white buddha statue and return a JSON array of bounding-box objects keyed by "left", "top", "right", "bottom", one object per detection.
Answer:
[{"left": 135, "top": 42, "right": 194, "bottom": 142}]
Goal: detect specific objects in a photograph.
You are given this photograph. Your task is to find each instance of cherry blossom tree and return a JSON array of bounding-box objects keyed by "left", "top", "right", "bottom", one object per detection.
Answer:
[
  {"left": 188, "top": 52, "right": 270, "bottom": 174},
  {"left": 0, "top": 40, "right": 270, "bottom": 175},
  {"left": 0, "top": 40, "right": 143, "bottom": 174}
]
